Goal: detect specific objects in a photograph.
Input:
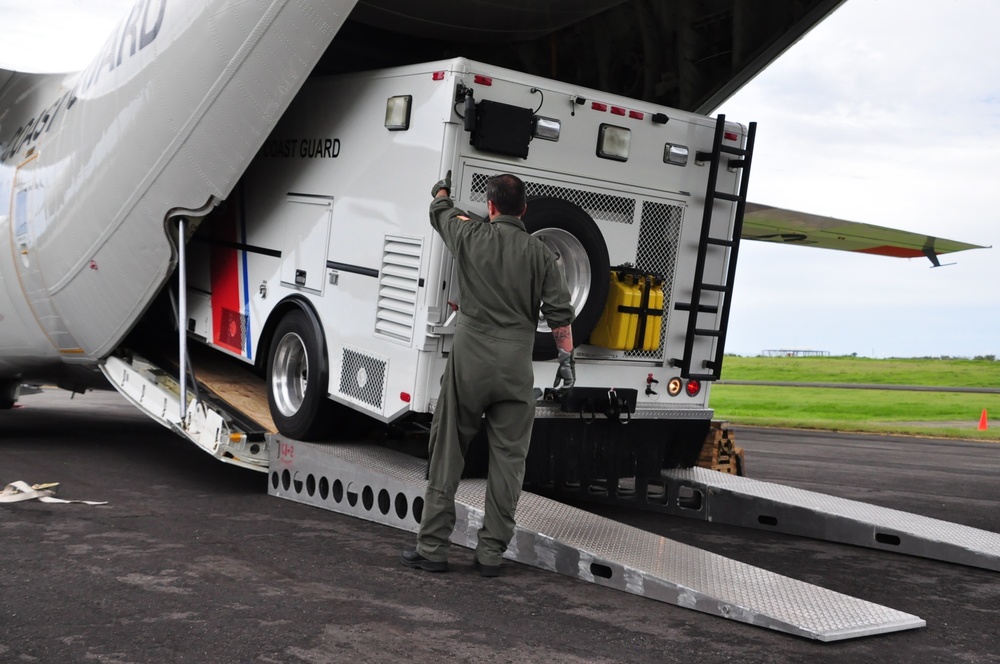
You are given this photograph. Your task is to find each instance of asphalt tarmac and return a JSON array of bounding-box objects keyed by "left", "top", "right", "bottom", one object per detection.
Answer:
[{"left": 2, "top": 389, "right": 998, "bottom": 663}]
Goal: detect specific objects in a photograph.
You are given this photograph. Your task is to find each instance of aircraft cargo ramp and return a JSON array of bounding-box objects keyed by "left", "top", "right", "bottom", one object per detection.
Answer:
[
  {"left": 659, "top": 467, "right": 1000, "bottom": 571},
  {"left": 269, "top": 439, "right": 925, "bottom": 642}
]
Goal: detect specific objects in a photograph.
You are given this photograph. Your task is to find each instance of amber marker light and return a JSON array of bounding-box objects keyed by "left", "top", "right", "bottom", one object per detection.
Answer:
[{"left": 666, "top": 377, "right": 683, "bottom": 397}]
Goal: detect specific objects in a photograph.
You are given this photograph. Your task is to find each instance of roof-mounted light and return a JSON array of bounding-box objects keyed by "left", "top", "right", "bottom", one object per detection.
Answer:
[
  {"left": 597, "top": 124, "right": 630, "bottom": 162},
  {"left": 385, "top": 95, "right": 412, "bottom": 131}
]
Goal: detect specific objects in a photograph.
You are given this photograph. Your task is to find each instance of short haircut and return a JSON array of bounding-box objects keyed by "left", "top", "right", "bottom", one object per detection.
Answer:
[{"left": 486, "top": 174, "right": 526, "bottom": 216}]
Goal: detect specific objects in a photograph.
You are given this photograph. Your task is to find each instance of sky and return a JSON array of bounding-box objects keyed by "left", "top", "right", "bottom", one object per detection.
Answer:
[
  {"left": 716, "top": 0, "right": 999, "bottom": 358},
  {"left": 1, "top": 0, "right": 997, "bottom": 358}
]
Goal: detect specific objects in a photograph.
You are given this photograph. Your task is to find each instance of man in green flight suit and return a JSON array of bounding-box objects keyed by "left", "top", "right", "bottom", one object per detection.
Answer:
[{"left": 402, "top": 172, "right": 577, "bottom": 577}]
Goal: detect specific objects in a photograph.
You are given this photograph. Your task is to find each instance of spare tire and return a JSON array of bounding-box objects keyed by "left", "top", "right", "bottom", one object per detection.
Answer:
[{"left": 522, "top": 197, "right": 610, "bottom": 361}]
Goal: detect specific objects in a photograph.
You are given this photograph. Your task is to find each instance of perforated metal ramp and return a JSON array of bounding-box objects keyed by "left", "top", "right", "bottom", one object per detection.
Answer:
[
  {"left": 268, "top": 439, "right": 924, "bottom": 641},
  {"left": 660, "top": 467, "right": 1000, "bottom": 571}
]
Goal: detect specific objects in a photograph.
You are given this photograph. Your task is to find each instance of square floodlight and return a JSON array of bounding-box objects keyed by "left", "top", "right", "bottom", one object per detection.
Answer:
[
  {"left": 663, "top": 143, "right": 689, "bottom": 166},
  {"left": 533, "top": 116, "right": 561, "bottom": 141},
  {"left": 597, "top": 124, "right": 630, "bottom": 162},
  {"left": 385, "top": 95, "right": 412, "bottom": 131}
]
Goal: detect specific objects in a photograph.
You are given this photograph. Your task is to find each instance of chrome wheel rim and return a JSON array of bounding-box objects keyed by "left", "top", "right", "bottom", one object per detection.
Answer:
[
  {"left": 272, "top": 332, "right": 308, "bottom": 417},
  {"left": 532, "top": 227, "right": 591, "bottom": 333}
]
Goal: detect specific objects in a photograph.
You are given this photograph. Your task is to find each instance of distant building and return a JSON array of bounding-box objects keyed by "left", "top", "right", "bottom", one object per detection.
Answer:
[{"left": 761, "top": 349, "right": 830, "bottom": 357}]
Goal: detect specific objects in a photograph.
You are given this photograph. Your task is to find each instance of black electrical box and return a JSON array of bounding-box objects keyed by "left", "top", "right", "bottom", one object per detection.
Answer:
[{"left": 471, "top": 100, "right": 533, "bottom": 159}]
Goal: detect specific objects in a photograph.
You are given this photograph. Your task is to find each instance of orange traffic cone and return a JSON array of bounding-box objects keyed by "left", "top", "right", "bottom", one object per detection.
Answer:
[{"left": 978, "top": 409, "right": 989, "bottom": 431}]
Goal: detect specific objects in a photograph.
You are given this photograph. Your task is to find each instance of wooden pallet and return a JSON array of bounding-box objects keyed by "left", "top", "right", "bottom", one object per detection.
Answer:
[
  {"left": 186, "top": 344, "right": 277, "bottom": 434},
  {"left": 696, "top": 421, "right": 745, "bottom": 476}
]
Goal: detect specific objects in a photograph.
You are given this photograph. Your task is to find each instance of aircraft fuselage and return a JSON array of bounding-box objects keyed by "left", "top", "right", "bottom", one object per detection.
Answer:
[{"left": 0, "top": 0, "right": 359, "bottom": 383}]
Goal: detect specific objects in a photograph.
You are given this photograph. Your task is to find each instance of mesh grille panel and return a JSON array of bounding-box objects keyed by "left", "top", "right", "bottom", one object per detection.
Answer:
[
  {"left": 470, "top": 172, "right": 636, "bottom": 225},
  {"left": 626, "top": 201, "right": 684, "bottom": 360},
  {"left": 339, "top": 348, "right": 387, "bottom": 410}
]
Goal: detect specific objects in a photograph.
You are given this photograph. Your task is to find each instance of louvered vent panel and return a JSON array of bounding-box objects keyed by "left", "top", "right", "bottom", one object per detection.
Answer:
[{"left": 376, "top": 236, "right": 422, "bottom": 344}]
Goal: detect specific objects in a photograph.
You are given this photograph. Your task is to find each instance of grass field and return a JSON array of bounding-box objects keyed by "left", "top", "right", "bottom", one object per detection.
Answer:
[{"left": 709, "top": 356, "right": 1000, "bottom": 441}]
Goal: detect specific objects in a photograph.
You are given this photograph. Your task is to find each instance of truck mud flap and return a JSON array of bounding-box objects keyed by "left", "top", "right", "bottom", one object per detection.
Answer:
[
  {"left": 268, "top": 439, "right": 925, "bottom": 641},
  {"left": 521, "top": 417, "right": 708, "bottom": 500}
]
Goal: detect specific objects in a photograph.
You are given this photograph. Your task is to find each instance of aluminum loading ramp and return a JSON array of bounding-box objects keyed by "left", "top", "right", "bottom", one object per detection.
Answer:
[
  {"left": 269, "top": 439, "right": 924, "bottom": 641},
  {"left": 660, "top": 467, "right": 1000, "bottom": 571}
]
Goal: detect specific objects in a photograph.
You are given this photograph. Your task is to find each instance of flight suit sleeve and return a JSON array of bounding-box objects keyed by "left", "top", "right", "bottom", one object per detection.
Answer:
[
  {"left": 429, "top": 195, "right": 480, "bottom": 253},
  {"left": 539, "top": 251, "right": 575, "bottom": 330}
]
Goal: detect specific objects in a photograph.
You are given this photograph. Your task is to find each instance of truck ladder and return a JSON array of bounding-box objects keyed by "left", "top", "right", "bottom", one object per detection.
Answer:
[
  {"left": 269, "top": 439, "right": 925, "bottom": 641},
  {"left": 674, "top": 115, "right": 756, "bottom": 380},
  {"left": 659, "top": 467, "right": 1000, "bottom": 571}
]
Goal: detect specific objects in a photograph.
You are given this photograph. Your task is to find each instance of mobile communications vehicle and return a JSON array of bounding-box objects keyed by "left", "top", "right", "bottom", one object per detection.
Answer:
[{"left": 174, "top": 56, "right": 754, "bottom": 492}]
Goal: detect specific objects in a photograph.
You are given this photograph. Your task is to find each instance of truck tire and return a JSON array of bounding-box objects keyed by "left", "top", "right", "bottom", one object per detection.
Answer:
[
  {"left": 523, "top": 197, "right": 610, "bottom": 361},
  {"left": 266, "top": 308, "right": 331, "bottom": 440},
  {"left": 0, "top": 381, "right": 18, "bottom": 409}
]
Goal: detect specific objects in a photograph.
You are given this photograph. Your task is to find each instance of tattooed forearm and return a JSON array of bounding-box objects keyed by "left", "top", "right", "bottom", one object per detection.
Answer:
[{"left": 551, "top": 325, "right": 573, "bottom": 353}]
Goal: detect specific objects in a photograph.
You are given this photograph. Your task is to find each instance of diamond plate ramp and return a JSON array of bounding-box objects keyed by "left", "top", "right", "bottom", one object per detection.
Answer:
[
  {"left": 660, "top": 467, "right": 1000, "bottom": 571},
  {"left": 268, "top": 439, "right": 924, "bottom": 641}
]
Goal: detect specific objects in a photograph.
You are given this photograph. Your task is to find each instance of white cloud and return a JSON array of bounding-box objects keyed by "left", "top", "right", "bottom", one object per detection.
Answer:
[{"left": 0, "top": 0, "right": 135, "bottom": 72}]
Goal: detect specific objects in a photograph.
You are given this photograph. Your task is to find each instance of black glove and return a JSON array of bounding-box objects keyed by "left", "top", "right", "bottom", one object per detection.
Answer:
[
  {"left": 553, "top": 348, "right": 576, "bottom": 392},
  {"left": 431, "top": 170, "right": 452, "bottom": 197}
]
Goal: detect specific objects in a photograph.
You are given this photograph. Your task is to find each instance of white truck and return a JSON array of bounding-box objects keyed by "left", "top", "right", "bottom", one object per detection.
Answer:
[{"left": 171, "top": 56, "right": 753, "bottom": 499}]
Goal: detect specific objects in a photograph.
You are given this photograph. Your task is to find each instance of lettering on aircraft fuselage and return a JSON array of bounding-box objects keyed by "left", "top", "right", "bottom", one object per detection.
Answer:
[
  {"left": 260, "top": 138, "right": 342, "bottom": 159},
  {"left": 0, "top": 0, "right": 166, "bottom": 163}
]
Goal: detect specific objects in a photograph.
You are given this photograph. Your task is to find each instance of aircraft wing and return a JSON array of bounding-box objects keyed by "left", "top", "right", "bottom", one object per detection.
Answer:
[{"left": 742, "top": 203, "right": 989, "bottom": 266}]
